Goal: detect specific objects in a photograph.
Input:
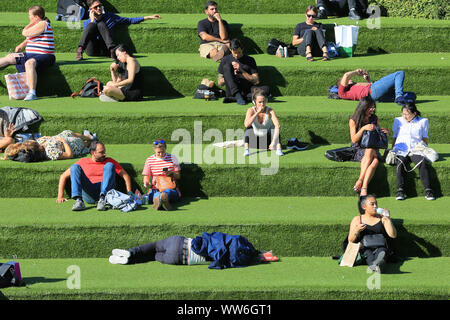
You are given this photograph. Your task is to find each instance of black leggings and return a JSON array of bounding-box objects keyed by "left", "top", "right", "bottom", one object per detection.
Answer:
[
  {"left": 396, "top": 154, "right": 432, "bottom": 191},
  {"left": 297, "top": 29, "right": 327, "bottom": 57},
  {"left": 127, "top": 236, "right": 186, "bottom": 265}
]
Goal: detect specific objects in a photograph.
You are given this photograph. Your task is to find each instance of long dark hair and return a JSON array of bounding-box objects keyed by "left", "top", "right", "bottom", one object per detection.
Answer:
[
  {"left": 402, "top": 102, "right": 421, "bottom": 118},
  {"left": 350, "top": 96, "right": 376, "bottom": 131}
]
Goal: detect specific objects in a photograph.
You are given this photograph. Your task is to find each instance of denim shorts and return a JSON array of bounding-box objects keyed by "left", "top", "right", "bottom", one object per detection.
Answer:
[{"left": 15, "top": 53, "right": 55, "bottom": 73}]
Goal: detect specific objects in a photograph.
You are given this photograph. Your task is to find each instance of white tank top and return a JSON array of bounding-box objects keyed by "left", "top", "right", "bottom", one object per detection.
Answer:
[
  {"left": 251, "top": 107, "right": 273, "bottom": 137},
  {"left": 187, "top": 238, "right": 209, "bottom": 265}
]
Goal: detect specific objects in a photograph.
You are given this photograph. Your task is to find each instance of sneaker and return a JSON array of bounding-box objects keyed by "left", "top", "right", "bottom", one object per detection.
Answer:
[
  {"left": 99, "top": 93, "right": 119, "bottom": 102},
  {"left": 276, "top": 149, "right": 284, "bottom": 156},
  {"left": 243, "top": 149, "right": 250, "bottom": 157},
  {"left": 152, "top": 196, "right": 162, "bottom": 210},
  {"left": 348, "top": 8, "right": 361, "bottom": 20},
  {"left": 24, "top": 92, "right": 37, "bottom": 101},
  {"left": 425, "top": 189, "right": 435, "bottom": 201},
  {"left": 83, "top": 130, "right": 98, "bottom": 141},
  {"left": 235, "top": 92, "right": 247, "bottom": 105},
  {"left": 97, "top": 196, "right": 107, "bottom": 211},
  {"left": 317, "top": 9, "right": 327, "bottom": 19},
  {"left": 72, "top": 198, "right": 86, "bottom": 211},
  {"left": 395, "top": 95, "right": 407, "bottom": 106},
  {"left": 109, "top": 255, "right": 128, "bottom": 265},
  {"left": 75, "top": 46, "right": 83, "bottom": 61},
  {"left": 160, "top": 192, "right": 172, "bottom": 211},
  {"left": 395, "top": 189, "right": 405, "bottom": 201},
  {"left": 112, "top": 248, "right": 130, "bottom": 259},
  {"left": 287, "top": 138, "right": 309, "bottom": 151}
]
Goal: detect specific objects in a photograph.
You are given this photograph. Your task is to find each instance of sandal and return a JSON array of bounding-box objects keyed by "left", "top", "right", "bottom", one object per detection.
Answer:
[
  {"left": 322, "top": 52, "right": 329, "bottom": 61},
  {"left": 353, "top": 179, "right": 363, "bottom": 193},
  {"left": 306, "top": 51, "right": 313, "bottom": 62},
  {"left": 360, "top": 188, "right": 368, "bottom": 196}
]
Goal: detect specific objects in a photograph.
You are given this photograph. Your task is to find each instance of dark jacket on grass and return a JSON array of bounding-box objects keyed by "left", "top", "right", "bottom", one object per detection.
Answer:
[{"left": 191, "top": 232, "right": 258, "bottom": 269}]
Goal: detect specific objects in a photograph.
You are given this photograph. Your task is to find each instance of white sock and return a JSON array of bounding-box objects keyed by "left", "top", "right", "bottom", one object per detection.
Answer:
[{"left": 29, "top": 89, "right": 36, "bottom": 95}]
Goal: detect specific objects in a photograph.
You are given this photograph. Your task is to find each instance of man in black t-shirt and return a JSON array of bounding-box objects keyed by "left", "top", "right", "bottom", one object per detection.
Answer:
[
  {"left": 217, "top": 39, "right": 269, "bottom": 105},
  {"left": 197, "top": 1, "right": 230, "bottom": 62}
]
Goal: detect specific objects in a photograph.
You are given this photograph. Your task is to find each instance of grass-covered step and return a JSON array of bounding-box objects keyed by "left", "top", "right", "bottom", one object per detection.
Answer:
[
  {"left": 1, "top": 257, "right": 448, "bottom": 300},
  {"left": 3, "top": 0, "right": 315, "bottom": 14},
  {"left": 1, "top": 13, "right": 449, "bottom": 54},
  {"left": 0, "top": 52, "right": 449, "bottom": 97},
  {"left": 0, "top": 96, "right": 449, "bottom": 145},
  {"left": 0, "top": 196, "right": 448, "bottom": 259},
  {"left": 0, "top": 144, "right": 449, "bottom": 198}
]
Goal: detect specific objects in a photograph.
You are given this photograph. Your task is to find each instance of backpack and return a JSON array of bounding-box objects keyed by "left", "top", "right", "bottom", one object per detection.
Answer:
[
  {"left": 0, "top": 106, "right": 43, "bottom": 133},
  {"left": 0, "top": 261, "right": 24, "bottom": 288},
  {"left": 325, "top": 146, "right": 356, "bottom": 162},
  {"left": 71, "top": 77, "right": 104, "bottom": 98},
  {"left": 328, "top": 85, "right": 340, "bottom": 99},
  {"left": 105, "top": 189, "right": 138, "bottom": 213},
  {"left": 194, "top": 84, "right": 224, "bottom": 100},
  {"left": 267, "top": 39, "right": 297, "bottom": 57},
  {"left": 56, "top": 0, "right": 89, "bottom": 22}
]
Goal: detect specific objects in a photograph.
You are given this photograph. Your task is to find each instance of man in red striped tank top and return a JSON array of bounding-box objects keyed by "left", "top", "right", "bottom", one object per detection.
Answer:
[{"left": 0, "top": 6, "right": 55, "bottom": 101}]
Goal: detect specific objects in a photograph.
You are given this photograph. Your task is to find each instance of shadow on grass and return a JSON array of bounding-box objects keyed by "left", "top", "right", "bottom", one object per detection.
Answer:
[
  {"left": 23, "top": 277, "right": 66, "bottom": 286},
  {"left": 258, "top": 66, "right": 286, "bottom": 97},
  {"left": 37, "top": 65, "right": 72, "bottom": 97},
  {"left": 229, "top": 24, "right": 264, "bottom": 55}
]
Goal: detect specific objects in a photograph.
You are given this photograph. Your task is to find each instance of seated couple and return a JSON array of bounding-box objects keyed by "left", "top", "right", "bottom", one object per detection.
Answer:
[
  {"left": 57, "top": 140, "right": 181, "bottom": 211},
  {"left": 349, "top": 97, "right": 436, "bottom": 200}
]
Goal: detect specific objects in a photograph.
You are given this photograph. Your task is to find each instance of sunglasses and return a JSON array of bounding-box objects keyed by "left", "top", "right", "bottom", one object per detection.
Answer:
[
  {"left": 307, "top": 14, "right": 316, "bottom": 18},
  {"left": 153, "top": 139, "right": 166, "bottom": 145},
  {"left": 368, "top": 201, "right": 378, "bottom": 206},
  {"left": 91, "top": 5, "right": 102, "bottom": 9}
]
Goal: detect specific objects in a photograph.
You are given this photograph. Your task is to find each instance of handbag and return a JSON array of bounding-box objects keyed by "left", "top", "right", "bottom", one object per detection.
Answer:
[
  {"left": 4, "top": 72, "right": 29, "bottom": 100},
  {"left": 325, "top": 146, "right": 356, "bottom": 162},
  {"left": 360, "top": 127, "right": 388, "bottom": 149},
  {"left": 384, "top": 149, "right": 397, "bottom": 165},
  {"left": 155, "top": 175, "right": 176, "bottom": 192},
  {"left": 410, "top": 141, "right": 438, "bottom": 163},
  {"left": 361, "top": 234, "right": 386, "bottom": 249}
]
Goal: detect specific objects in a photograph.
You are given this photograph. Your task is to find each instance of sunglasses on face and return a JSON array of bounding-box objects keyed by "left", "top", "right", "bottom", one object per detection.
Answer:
[
  {"left": 153, "top": 139, "right": 165, "bottom": 145},
  {"left": 307, "top": 14, "right": 316, "bottom": 18},
  {"left": 91, "top": 5, "right": 102, "bottom": 9}
]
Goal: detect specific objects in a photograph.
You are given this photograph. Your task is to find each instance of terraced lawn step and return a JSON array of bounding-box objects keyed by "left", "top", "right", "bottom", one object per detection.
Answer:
[
  {"left": 0, "top": 196, "right": 448, "bottom": 259},
  {"left": 1, "top": 257, "right": 448, "bottom": 300},
  {"left": 0, "top": 52, "right": 449, "bottom": 97},
  {"left": 0, "top": 144, "right": 448, "bottom": 198},
  {"left": 1, "top": 13, "right": 449, "bottom": 54},
  {"left": 1, "top": 95, "right": 449, "bottom": 145}
]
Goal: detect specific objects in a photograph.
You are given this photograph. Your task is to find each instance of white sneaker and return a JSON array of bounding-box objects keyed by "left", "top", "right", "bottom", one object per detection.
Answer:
[
  {"left": 109, "top": 255, "right": 128, "bottom": 265},
  {"left": 112, "top": 248, "right": 130, "bottom": 258},
  {"left": 243, "top": 149, "right": 250, "bottom": 157},
  {"left": 99, "top": 93, "right": 119, "bottom": 102},
  {"left": 276, "top": 149, "right": 284, "bottom": 156},
  {"left": 24, "top": 92, "right": 37, "bottom": 101}
]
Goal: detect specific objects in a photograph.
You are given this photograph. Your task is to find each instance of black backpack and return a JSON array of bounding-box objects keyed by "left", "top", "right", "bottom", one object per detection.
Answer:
[
  {"left": 267, "top": 38, "right": 298, "bottom": 57},
  {"left": 325, "top": 146, "right": 356, "bottom": 162},
  {"left": 194, "top": 84, "right": 224, "bottom": 100},
  {"left": 0, "top": 106, "right": 43, "bottom": 134},
  {"left": 56, "top": 0, "right": 89, "bottom": 21},
  {"left": 0, "top": 262, "right": 24, "bottom": 289},
  {"left": 71, "top": 77, "right": 104, "bottom": 98}
]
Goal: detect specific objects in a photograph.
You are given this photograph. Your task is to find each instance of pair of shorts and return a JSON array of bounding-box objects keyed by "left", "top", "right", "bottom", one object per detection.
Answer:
[
  {"left": 199, "top": 41, "right": 226, "bottom": 58},
  {"left": 15, "top": 53, "right": 55, "bottom": 73},
  {"left": 120, "top": 85, "right": 143, "bottom": 101}
]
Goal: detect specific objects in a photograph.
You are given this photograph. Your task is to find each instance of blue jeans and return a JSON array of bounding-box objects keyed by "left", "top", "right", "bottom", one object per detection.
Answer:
[
  {"left": 70, "top": 162, "right": 116, "bottom": 203},
  {"left": 148, "top": 188, "right": 179, "bottom": 203},
  {"left": 370, "top": 71, "right": 404, "bottom": 102}
]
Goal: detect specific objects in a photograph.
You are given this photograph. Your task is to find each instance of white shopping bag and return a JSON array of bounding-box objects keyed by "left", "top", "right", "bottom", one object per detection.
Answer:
[
  {"left": 334, "top": 25, "right": 359, "bottom": 57},
  {"left": 4, "top": 72, "right": 29, "bottom": 100}
]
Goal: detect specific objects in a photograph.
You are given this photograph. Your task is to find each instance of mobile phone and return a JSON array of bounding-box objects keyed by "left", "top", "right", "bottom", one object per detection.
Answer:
[{"left": 163, "top": 167, "right": 168, "bottom": 172}]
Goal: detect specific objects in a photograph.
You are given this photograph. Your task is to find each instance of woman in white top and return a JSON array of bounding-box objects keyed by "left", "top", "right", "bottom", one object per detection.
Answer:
[
  {"left": 243, "top": 90, "right": 283, "bottom": 156},
  {"left": 392, "top": 103, "right": 434, "bottom": 201}
]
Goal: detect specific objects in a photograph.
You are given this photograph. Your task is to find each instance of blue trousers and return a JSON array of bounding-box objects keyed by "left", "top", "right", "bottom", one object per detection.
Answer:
[
  {"left": 128, "top": 236, "right": 186, "bottom": 265},
  {"left": 370, "top": 71, "right": 404, "bottom": 102},
  {"left": 148, "top": 188, "right": 179, "bottom": 203},
  {"left": 70, "top": 162, "right": 116, "bottom": 203}
]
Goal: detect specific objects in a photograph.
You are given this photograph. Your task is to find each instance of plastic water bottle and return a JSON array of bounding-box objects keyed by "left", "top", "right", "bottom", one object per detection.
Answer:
[
  {"left": 284, "top": 47, "right": 288, "bottom": 58},
  {"left": 376, "top": 208, "right": 390, "bottom": 218}
]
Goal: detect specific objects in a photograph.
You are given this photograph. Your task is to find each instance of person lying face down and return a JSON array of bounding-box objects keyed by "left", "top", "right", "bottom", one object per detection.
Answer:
[{"left": 109, "top": 232, "right": 279, "bottom": 269}]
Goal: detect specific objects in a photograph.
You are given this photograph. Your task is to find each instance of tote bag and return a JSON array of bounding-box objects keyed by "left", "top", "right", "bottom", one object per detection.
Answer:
[
  {"left": 4, "top": 73, "right": 29, "bottom": 100},
  {"left": 334, "top": 25, "right": 359, "bottom": 57}
]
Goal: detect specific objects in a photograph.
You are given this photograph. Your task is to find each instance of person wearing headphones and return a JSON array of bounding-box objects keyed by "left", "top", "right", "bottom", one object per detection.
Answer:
[
  {"left": 56, "top": 141, "right": 132, "bottom": 211},
  {"left": 243, "top": 89, "right": 283, "bottom": 156}
]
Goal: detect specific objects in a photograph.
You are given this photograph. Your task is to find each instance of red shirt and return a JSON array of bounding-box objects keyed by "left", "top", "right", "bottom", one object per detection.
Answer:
[
  {"left": 338, "top": 83, "right": 371, "bottom": 101},
  {"left": 142, "top": 153, "right": 180, "bottom": 190},
  {"left": 75, "top": 157, "right": 123, "bottom": 184}
]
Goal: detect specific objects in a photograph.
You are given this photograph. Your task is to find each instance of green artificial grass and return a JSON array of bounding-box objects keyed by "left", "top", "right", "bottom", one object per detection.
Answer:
[
  {"left": 0, "top": 96, "right": 449, "bottom": 144},
  {"left": 0, "top": 52, "right": 449, "bottom": 97},
  {"left": 1, "top": 13, "right": 449, "bottom": 54},
  {"left": 0, "top": 143, "right": 449, "bottom": 197},
  {"left": 1, "top": 257, "right": 449, "bottom": 300},
  {"left": 0, "top": 196, "right": 448, "bottom": 259}
]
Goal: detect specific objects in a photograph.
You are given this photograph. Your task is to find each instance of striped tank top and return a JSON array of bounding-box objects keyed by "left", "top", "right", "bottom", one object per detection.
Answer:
[{"left": 26, "top": 21, "right": 55, "bottom": 55}]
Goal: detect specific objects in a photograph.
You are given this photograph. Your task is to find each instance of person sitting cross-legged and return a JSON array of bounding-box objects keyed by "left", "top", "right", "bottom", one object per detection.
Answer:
[{"left": 56, "top": 141, "right": 132, "bottom": 211}]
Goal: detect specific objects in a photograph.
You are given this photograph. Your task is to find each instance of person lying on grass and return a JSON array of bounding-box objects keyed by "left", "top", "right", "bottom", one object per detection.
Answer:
[
  {"left": 3, "top": 130, "right": 95, "bottom": 162},
  {"left": 349, "top": 96, "right": 388, "bottom": 196},
  {"left": 100, "top": 44, "right": 144, "bottom": 102},
  {"left": 142, "top": 139, "right": 181, "bottom": 211},
  {"left": 347, "top": 194, "right": 397, "bottom": 273},
  {"left": 109, "top": 231, "right": 279, "bottom": 269}
]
